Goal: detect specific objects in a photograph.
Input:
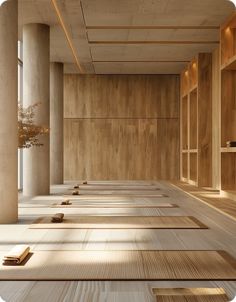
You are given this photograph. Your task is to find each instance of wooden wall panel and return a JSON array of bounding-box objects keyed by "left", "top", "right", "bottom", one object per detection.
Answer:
[
  {"left": 212, "top": 47, "right": 221, "bottom": 189},
  {"left": 64, "top": 118, "right": 179, "bottom": 180},
  {"left": 64, "top": 74, "right": 180, "bottom": 180},
  {"left": 198, "top": 53, "right": 212, "bottom": 187},
  {"left": 64, "top": 75, "right": 179, "bottom": 119}
]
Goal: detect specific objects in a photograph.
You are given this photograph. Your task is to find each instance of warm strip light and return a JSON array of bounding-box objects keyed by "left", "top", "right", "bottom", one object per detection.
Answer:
[
  {"left": 225, "top": 26, "right": 231, "bottom": 34},
  {"left": 86, "top": 25, "right": 219, "bottom": 30},
  {"left": 93, "top": 60, "right": 189, "bottom": 63},
  {"left": 89, "top": 40, "right": 219, "bottom": 45},
  {"left": 50, "top": 0, "right": 84, "bottom": 73}
]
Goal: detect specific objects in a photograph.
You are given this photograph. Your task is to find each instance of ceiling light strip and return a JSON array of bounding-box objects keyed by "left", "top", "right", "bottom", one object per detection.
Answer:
[
  {"left": 86, "top": 25, "right": 219, "bottom": 30},
  {"left": 51, "top": 0, "right": 84, "bottom": 73},
  {"left": 89, "top": 40, "right": 219, "bottom": 45},
  {"left": 93, "top": 60, "right": 189, "bottom": 63}
]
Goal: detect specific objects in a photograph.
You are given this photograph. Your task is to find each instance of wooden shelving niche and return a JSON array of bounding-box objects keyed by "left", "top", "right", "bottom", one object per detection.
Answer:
[
  {"left": 180, "top": 54, "right": 212, "bottom": 187},
  {"left": 220, "top": 13, "right": 236, "bottom": 199}
]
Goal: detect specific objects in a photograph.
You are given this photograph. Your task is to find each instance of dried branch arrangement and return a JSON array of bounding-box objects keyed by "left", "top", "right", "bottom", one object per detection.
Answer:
[{"left": 18, "top": 103, "right": 49, "bottom": 149}]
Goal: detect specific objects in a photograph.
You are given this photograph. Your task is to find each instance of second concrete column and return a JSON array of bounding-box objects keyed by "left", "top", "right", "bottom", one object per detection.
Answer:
[{"left": 23, "top": 24, "right": 50, "bottom": 196}]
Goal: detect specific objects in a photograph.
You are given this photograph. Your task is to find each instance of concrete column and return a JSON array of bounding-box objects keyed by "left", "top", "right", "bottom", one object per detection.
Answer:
[
  {"left": 0, "top": 0, "right": 18, "bottom": 223},
  {"left": 23, "top": 24, "right": 50, "bottom": 196},
  {"left": 50, "top": 62, "right": 64, "bottom": 184}
]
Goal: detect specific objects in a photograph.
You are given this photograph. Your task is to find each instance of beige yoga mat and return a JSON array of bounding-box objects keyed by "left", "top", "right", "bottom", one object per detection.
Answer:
[
  {"left": 77, "top": 181, "right": 155, "bottom": 186},
  {"left": 152, "top": 288, "right": 229, "bottom": 302},
  {"left": 0, "top": 250, "right": 236, "bottom": 281},
  {"left": 30, "top": 216, "right": 207, "bottom": 229},
  {"left": 64, "top": 194, "right": 168, "bottom": 198},
  {"left": 51, "top": 202, "right": 178, "bottom": 208},
  {"left": 68, "top": 191, "right": 162, "bottom": 195},
  {"left": 74, "top": 185, "right": 160, "bottom": 190}
]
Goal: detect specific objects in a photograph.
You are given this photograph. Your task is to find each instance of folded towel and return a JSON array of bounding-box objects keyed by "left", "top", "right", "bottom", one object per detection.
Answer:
[
  {"left": 51, "top": 213, "right": 64, "bottom": 223},
  {"left": 3, "top": 245, "right": 30, "bottom": 265},
  {"left": 74, "top": 185, "right": 79, "bottom": 189},
  {"left": 72, "top": 190, "right": 79, "bottom": 195},
  {"left": 83, "top": 181, "right": 87, "bottom": 185},
  {"left": 61, "top": 199, "right": 71, "bottom": 205}
]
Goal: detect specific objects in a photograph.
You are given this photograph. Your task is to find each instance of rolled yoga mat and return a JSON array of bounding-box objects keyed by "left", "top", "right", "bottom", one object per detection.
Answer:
[{"left": 2, "top": 245, "right": 30, "bottom": 265}]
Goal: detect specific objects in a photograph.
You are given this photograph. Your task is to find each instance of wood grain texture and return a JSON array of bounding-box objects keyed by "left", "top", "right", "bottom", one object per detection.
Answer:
[
  {"left": 197, "top": 53, "right": 212, "bottom": 188},
  {"left": 182, "top": 153, "right": 188, "bottom": 179},
  {"left": 156, "top": 296, "right": 228, "bottom": 302},
  {"left": 152, "top": 287, "right": 227, "bottom": 296},
  {"left": 64, "top": 118, "right": 179, "bottom": 181},
  {"left": 212, "top": 47, "right": 221, "bottom": 190},
  {"left": 30, "top": 216, "right": 207, "bottom": 229},
  {"left": 0, "top": 250, "right": 236, "bottom": 280},
  {"left": 181, "top": 95, "right": 188, "bottom": 150},
  {"left": 153, "top": 288, "right": 229, "bottom": 302},
  {"left": 64, "top": 75, "right": 179, "bottom": 119},
  {"left": 180, "top": 53, "right": 212, "bottom": 188},
  {"left": 64, "top": 74, "right": 179, "bottom": 181},
  {"left": 221, "top": 153, "right": 236, "bottom": 191},
  {"left": 190, "top": 153, "right": 197, "bottom": 183},
  {"left": 189, "top": 88, "right": 198, "bottom": 150},
  {"left": 171, "top": 181, "right": 236, "bottom": 222},
  {"left": 221, "top": 70, "right": 236, "bottom": 147}
]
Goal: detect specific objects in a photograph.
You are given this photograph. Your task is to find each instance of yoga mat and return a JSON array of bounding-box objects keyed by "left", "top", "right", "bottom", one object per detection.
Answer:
[
  {"left": 74, "top": 185, "right": 160, "bottom": 190},
  {"left": 64, "top": 194, "right": 168, "bottom": 198},
  {"left": 30, "top": 216, "right": 207, "bottom": 229},
  {"left": 68, "top": 191, "right": 162, "bottom": 195},
  {"left": 76, "top": 182, "right": 155, "bottom": 186},
  {"left": 0, "top": 250, "right": 236, "bottom": 281},
  {"left": 51, "top": 203, "right": 178, "bottom": 208},
  {"left": 152, "top": 288, "right": 229, "bottom": 302}
]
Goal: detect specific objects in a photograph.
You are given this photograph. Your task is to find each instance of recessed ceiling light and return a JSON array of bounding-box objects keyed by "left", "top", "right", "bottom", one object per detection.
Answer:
[{"left": 0, "top": 0, "right": 7, "bottom": 6}]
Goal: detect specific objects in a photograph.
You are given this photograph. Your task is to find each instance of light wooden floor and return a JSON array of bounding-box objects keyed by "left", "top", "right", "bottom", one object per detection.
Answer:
[
  {"left": 172, "top": 181, "right": 236, "bottom": 221},
  {"left": 1, "top": 181, "right": 236, "bottom": 301}
]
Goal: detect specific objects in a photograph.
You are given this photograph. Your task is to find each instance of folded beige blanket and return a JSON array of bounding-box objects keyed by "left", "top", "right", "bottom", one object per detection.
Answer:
[
  {"left": 51, "top": 213, "right": 64, "bottom": 223},
  {"left": 72, "top": 190, "right": 79, "bottom": 195},
  {"left": 3, "top": 245, "right": 30, "bottom": 265},
  {"left": 61, "top": 199, "right": 71, "bottom": 205}
]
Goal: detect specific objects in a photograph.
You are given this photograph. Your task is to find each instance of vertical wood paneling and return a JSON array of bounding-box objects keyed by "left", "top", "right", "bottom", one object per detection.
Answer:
[
  {"left": 64, "top": 75, "right": 179, "bottom": 180},
  {"left": 198, "top": 53, "right": 212, "bottom": 188},
  {"left": 212, "top": 47, "right": 221, "bottom": 189},
  {"left": 64, "top": 75, "right": 179, "bottom": 119}
]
